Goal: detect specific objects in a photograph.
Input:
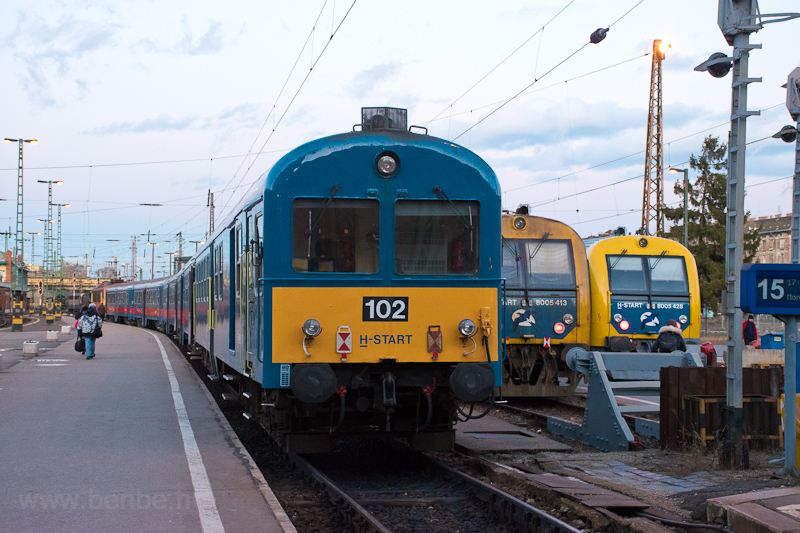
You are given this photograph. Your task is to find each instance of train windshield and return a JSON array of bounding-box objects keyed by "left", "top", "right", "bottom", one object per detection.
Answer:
[
  {"left": 608, "top": 255, "right": 688, "bottom": 296},
  {"left": 525, "top": 240, "right": 575, "bottom": 289},
  {"left": 395, "top": 200, "right": 479, "bottom": 275},
  {"left": 502, "top": 239, "right": 522, "bottom": 286},
  {"left": 648, "top": 256, "right": 689, "bottom": 295},
  {"left": 502, "top": 239, "right": 575, "bottom": 290},
  {"left": 292, "top": 198, "right": 380, "bottom": 273}
]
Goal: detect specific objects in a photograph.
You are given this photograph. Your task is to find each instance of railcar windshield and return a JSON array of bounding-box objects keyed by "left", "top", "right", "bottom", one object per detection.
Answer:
[
  {"left": 649, "top": 256, "right": 689, "bottom": 295},
  {"left": 502, "top": 239, "right": 522, "bottom": 286},
  {"left": 292, "top": 198, "right": 380, "bottom": 273},
  {"left": 395, "top": 200, "right": 479, "bottom": 275},
  {"left": 525, "top": 240, "right": 575, "bottom": 289},
  {"left": 607, "top": 254, "right": 689, "bottom": 296}
]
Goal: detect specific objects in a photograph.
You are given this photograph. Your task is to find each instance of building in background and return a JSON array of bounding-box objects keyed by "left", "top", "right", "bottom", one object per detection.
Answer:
[{"left": 746, "top": 214, "right": 791, "bottom": 264}]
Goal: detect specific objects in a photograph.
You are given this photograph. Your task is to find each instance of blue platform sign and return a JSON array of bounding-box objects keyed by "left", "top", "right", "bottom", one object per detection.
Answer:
[{"left": 741, "top": 263, "right": 800, "bottom": 315}]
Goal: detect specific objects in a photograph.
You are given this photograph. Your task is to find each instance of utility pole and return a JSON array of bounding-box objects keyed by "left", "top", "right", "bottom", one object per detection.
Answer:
[
  {"left": 695, "top": 0, "right": 799, "bottom": 468},
  {"left": 641, "top": 39, "right": 668, "bottom": 236}
]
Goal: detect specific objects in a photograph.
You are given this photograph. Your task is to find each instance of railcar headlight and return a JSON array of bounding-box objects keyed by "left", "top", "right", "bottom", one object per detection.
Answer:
[
  {"left": 619, "top": 320, "right": 630, "bottom": 331},
  {"left": 563, "top": 313, "right": 574, "bottom": 325},
  {"left": 302, "top": 319, "right": 322, "bottom": 338},
  {"left": 513, "top": 217, "right": 527, "bottom": 230},
  {"left": 638, "top": 238, "right": 648, "bottom": 248},
  {"left": 376, "top": 152, "right": 399, "bottom": 177},
  {"left": 553, "top": 322, "right": 565, "bottom": 335},
  {"left": 679, "top": 315, "right": 688, "bottom": 324},
  {"left": 613, "top": 313, "right": 623, "bottom": 323},
  {"left": 458, "top": 319, "right": 477, "bottom": 337}
]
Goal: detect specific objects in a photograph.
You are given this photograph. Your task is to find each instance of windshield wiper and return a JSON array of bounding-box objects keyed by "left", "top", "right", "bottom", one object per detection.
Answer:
[
  {"left": 306, "top": 184, "right": 341, "bottom": 236},
  {"left": 528, "top": 232, "right": 551, "bottom": 260},
  {"left": 649, "top": 250, "right": 669, "bottom": 270},
  {"left": 433, "top": 186, "right": 473, "bottom": 232},
  {"left": 609, "top": 249, "right": 628, "bottom": 269},
  {"left": 502, "top": 237, "right": 520, "bottom": 262}
]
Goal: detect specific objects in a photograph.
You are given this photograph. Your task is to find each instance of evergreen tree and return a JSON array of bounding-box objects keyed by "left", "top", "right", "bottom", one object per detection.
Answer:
[{"left": 663, "top": 135, "right": 760, "bottom": 313}]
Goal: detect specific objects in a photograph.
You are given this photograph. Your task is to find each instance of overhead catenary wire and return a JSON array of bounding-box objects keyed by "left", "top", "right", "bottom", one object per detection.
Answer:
[
  {"left": 451, "top": 0, "right": 647, "bottom": 142},
  {"left": 217, "top": 0, "right": 359, "bottom": 222},
  {"left": 423, "top": 0, "right": 576, "bottom": 127}
]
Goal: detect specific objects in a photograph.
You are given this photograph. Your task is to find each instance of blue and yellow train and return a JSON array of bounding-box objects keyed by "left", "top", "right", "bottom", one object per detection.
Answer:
[
  {"left": 498, "top": 214, "right": 702, "bottom": 399},
  {"left": 500, "top": 209, "right": 590, "bottom": 397},
  {"left": 586, "top": 234, "right": 701, "bottom": 351},
  {"left": 103, "top": 107, "right": 503, "bottom": 452}
]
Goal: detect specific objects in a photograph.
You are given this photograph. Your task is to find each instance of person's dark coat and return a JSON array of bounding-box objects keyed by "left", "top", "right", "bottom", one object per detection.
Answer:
[{"left": 652, "top": 324, "right": 686, "bottom": 353}]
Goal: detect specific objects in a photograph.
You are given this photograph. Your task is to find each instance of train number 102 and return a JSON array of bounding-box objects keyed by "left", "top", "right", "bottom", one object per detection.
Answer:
[
  {"left": 757, "top": 278, "right": 785, "bottom": 301},
  {"left": 363, "top": 297, "right": 408, "bottom": 321}
]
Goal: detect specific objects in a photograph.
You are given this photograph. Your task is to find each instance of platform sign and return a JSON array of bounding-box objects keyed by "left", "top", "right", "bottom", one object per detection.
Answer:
[{"left": 741, "top": 264, "right": 800, "bottom": 315}]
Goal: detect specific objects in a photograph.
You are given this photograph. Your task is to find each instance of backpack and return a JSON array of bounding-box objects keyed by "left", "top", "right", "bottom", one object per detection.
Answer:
[{"left": 657, "top": 333, "right": 677, "bottom": 353}]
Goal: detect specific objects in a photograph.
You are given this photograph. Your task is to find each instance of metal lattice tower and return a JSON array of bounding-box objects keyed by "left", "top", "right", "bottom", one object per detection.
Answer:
[
  {"left": 641, "top": 40, "right": 667, "bottom": 236},
  {"left": 208, "top": 190, "right": 215, "bottom": 235},
  {"left": 46, "top": 190, "right": 53, "bottom": 299},
  {"left": 14, "top": 141, "right": 24, "bottom": 263},
  {"left": 131, "top": 236, "right": 137, "bottom": 281}
]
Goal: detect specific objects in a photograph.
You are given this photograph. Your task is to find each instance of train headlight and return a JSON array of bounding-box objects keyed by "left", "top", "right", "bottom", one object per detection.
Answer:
[
  {"left": 513, "top": 217, "right": 527, "bottom": 230},
  {"left": 302, "top": 319, "right": 322, "bottom": 338},
  {"left": 619, "top": 320, "right": 630, "bottom": 331},
  {"left": 563, "top": 313, "right": 574, "bottom": 325},
  {"left": 376, "top": 152, "right": 399, "bottom": 177},
  {"left": 679, "top": 315, "right": 688, "bottom": 324},
  {"left": 458, "top": 319, "right": 477, "bottom": 337},
  {"left": 613, "top": 313, "right": 623, "bottom": 323},
  {"left": 638, "top": 238, "right": 648, "bottom": 248},
  {"left": 553, "top": 322, "right": 565, "bottom": 335}
]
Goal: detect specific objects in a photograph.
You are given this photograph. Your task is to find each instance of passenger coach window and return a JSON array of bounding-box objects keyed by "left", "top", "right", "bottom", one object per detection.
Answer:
[
  {"left": 395, "top": 200, "right": 479, "bottom": 275},
  {"left": 525, "top": 240, "right": 575, "bottom": 290},
  {"left": 649, "top": 256, "right": 689, "bottom": 295},
  {"left": 292, "top": 198, "right": 379, "bottom": 273}
]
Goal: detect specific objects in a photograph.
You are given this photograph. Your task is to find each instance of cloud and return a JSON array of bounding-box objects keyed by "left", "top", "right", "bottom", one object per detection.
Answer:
[
  {"left": 83, "top": 102, "right": 265, "bottom": 136},
  {"left": 2, "top": 11, "right": 121, "bottom": 108},
  {"left": 178, "top": 18, "right": 225, "bottom": 55},
  {"left": 349, "top": 62, "right": 402, "bottom": 98},
  {"left": 83, "top": 115, "right": 200, "bottom": 135}
]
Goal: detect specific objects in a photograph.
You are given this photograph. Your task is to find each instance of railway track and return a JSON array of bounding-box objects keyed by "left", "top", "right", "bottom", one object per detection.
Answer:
[{"left": 288, "top": 443, "right": 582, "bottom": 533}]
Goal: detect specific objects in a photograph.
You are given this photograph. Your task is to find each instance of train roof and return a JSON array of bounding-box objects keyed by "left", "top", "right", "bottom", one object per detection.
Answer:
[{"left": 263, "top": 128, "right": 499, "bottom": 196}]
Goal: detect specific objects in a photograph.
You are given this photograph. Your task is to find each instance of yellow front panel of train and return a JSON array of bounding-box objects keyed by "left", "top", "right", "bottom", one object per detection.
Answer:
[{"left": 272, "top": 287, "right": 498, "bottom": 364}]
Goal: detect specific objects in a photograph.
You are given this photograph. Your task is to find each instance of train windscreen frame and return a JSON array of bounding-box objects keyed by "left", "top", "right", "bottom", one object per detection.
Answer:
[
  {"left": 292, "top": 198, "right": 380, "bottom": 273},
  {"left": 608, "top": 254, "right": 689, "bottom": 297},
  {"left": 502, "top": 239, "right": 576, "bottom": 290}
]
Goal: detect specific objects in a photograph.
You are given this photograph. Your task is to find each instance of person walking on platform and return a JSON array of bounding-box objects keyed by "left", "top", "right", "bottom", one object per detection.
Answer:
[
  {"left": 652, "top": 319, "right": 686, "bottom": 353},
  {"left": 78, "top": 303, "right": 103, "bottom": 360},
  {"left": 743, "top": 315, "right": 758, "bottom": 346},
  {"left": 97, "top": 302, "right": 106, "bottom": 320}
]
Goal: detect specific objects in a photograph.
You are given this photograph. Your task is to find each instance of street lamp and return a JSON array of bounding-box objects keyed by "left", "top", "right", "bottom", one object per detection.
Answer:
[
  {"left": 146, "top": 242, "right": 159, "bottom": 279},
  {"left": 189, "top": 240, "right": 205, "bottom": 252},
  {"left": 4, "top": 137, "right": 37, "bottom": 266},
  {"left": 668, "top": 168, "right": 689, "bottom": 247}
]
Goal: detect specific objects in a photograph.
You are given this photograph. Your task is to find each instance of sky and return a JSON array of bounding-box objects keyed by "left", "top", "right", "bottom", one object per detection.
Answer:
[{"left": 1, "top": 0, "right": 799, "bottom": 279}]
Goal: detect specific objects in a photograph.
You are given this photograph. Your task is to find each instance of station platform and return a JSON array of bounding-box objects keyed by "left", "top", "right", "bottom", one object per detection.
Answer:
[{"left": 0, "top": 318, "right": 296, "bottom": 533}]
